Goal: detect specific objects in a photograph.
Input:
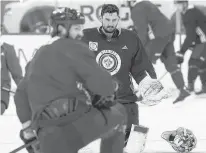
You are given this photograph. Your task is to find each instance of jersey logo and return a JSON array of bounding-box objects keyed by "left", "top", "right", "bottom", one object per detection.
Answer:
[
  {"left": 89, "top": 41, "right": 98, "bottom": 51},
  {"left": 96, "top": 50, "right": 121, "bottom": 76}
]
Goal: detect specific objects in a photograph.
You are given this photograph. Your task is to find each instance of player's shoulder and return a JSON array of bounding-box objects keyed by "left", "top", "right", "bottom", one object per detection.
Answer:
[
  {"left": 55, "top": 38, "right": 94, "bottom": 57},
  {"left": 83, "top": 28, "right": 99, "bottom": 35},
  {"left": 35, "top": 36, "right": 60, "bottom": 53},
  {"left": 121, "top": 28, "right": 141, "bottom": 42},
  {"left": 184, "top": 6, "right": 197, "bottom": 18},
  {"left": 57, "top": 38, "right": 88, "bottom": 49},
  {"left": 133, "top": 1, "right": 152, "bottom": 9},
  {"left": 121, "top": 28, "right": 136, "bottom": 37}
]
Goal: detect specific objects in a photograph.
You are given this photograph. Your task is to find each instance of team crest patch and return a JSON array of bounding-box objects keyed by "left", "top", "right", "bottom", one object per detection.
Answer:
[
  {"left": 89, "top": 41, "right": 98, "bottom": 51},
  {"left": 96, "top": 50, "right": 121, "bottom": 76}
]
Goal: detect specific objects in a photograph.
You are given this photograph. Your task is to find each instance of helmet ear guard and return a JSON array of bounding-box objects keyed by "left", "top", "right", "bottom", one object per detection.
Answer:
[{"left": 162, "top": 127, "right": 197, "bottom": 153}]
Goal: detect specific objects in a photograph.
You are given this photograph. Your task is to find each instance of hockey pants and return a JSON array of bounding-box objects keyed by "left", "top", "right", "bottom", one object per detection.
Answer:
[
  {"left": 188, "top": 43, "right": 206, "bottom": 86},
  {"left": 36, "top": 101, "right": 127, "bottom": 153},
  {"left": 145, "top": 35, "right": 185, "bottom": 89}
]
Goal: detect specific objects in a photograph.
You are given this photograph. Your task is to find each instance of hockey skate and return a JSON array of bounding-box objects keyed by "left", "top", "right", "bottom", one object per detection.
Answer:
[
  {"left": 173, "top": 89, "right": 190, "bottom": 104},
  {"left": 195, "top": 85, "right": 206, "bottom": 95},
  {"left": 186, "top": 83, "right": 195, "bottom": 93}
]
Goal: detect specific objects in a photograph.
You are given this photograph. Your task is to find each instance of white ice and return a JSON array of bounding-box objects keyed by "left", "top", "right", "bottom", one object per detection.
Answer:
[{"left": 1, "top": 93, "right": 206, "bottom": 153}]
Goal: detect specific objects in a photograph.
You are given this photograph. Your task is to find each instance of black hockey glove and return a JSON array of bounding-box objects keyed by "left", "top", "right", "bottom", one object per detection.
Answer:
[
  {"left": 92, "top": 94, "right": 116, "bottom": 109},
  {"left": 92, "top": 79, "right": 119, "bottom": 109},
  {"left": 176, "top": 51, "right": 184, "bottom": 64}
]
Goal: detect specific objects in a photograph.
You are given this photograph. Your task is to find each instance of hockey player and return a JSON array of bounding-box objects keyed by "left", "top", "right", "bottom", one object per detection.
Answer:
[
  {"left": 129, "top": 0, "right": 190, "bottom": 104},
  {"left": 82, "top": 4, "right": 168, "bottom": 153},
  {"left": 15, "top": 7, "right": 128, "bottom": 153},
  {"left": 175, "top": 0, "right": 206, "bottom": 95},
  {"left": 1, "top": 26, "right": 23, "bottom": 114}
]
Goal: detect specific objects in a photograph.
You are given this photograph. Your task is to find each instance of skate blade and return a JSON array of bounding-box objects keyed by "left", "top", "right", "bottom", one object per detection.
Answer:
[{"left": 195, "top": 93, "right": 206, "bottom": 98}]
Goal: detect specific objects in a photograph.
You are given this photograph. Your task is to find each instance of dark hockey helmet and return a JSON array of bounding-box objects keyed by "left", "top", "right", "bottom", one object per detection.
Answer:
[
  {"left": 50, "top": 7, "right": 85, "bottom": 25},
  {"left": 174, "top": 0, "right": 189, "bottom": 4},
  {"left": 50, "top": 7, "right": 85, "bottom": 36},
  {"left": 162, "top": 127, "right": 197, "bottom": 153}
]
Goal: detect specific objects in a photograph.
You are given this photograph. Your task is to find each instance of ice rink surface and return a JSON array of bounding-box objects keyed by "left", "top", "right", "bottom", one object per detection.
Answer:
[{"left": 1, "top": 93, "right": 206, "bottom": 153}]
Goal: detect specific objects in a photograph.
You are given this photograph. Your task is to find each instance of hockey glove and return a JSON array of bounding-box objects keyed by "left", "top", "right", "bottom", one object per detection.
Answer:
[
  {"left": 176, "top": 51, "right": 184, "bottom": 64},
  {"left": 20, "top": 121, "right": 40, "bottom": 153},
  {"left": 92, "top": 94, "right": 116, "bottom": 109},
  {"left": 91, "top": 79, "right": 119, "bottom": 109},
  {"left": 138, "top": 76, "right": 169, "bottom": 106}
]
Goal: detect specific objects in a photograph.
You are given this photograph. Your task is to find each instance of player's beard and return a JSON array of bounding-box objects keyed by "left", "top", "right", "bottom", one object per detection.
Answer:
[
  {"left": 103, "top": 25, "right": 117, "bottom": 33},
  {"left": 75, "top": 35, "right": 83, "bottom": 40}
]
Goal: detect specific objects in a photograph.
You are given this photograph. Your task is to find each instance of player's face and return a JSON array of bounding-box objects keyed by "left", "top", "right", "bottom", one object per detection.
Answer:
[
  {"left": 101, "top": 12, "right": 119, "bottom": 33},
  {"left": 69, "top": 24, "right": 84, "bottom": 40}
]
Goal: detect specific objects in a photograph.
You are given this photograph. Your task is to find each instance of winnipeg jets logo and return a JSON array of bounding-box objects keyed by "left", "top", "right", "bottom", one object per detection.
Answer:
[{"left": 96, "top": 50, "right": 121, "bottom": 76}]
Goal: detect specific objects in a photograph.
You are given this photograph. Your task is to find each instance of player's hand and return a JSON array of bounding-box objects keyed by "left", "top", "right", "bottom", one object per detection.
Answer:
[
  {"left": 92, "top": 94, "right": 116, "bottom": 109},
  {"left": 176, "top": 51, "right": 184, "bottom": 64},
  {"left": 20, "top": 121, "right": 36, "bottom": 141},
  {"left": 20, "top": 121, "right": 38, "bottom": 153}
]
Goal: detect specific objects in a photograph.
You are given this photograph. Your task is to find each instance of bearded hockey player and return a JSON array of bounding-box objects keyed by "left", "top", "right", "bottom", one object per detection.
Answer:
[
  {"left": 1, "top": 25, "right": 23, "bottom": 114},
  {"left": 175, "top": 0, "right": 206, "bottom": 95},
  {"left": 14, "top": 7, "right": 128, "bottom": 153},
  {"left": 129, "top": 0, "right": 189, "bottom": 104},
  {"left": 82, "top": 4, "right": 169, "bottom": 153}
]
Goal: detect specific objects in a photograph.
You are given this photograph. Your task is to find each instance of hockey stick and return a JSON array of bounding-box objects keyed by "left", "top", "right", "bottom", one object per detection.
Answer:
[
  {"left": 1, "top": 87, "right": 15, "bottom": 94},
  {"left": 157, "top": 71, "right": 169, "bottom": 81},
  {"left": 9, "top": 139, "right": 37, "bottom": 153}
]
